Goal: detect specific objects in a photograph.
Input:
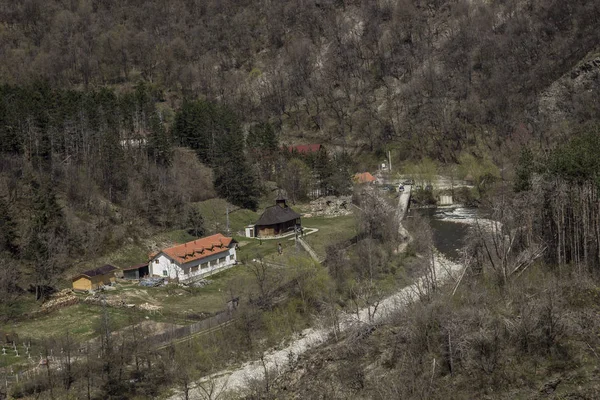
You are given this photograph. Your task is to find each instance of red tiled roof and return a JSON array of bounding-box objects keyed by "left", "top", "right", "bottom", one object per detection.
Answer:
[
  {"left": 354, "top": 172, "right": 376, "bottom": 183},
  {"left": 156, "top": 234, "right": 235, "bottom": 265},
  {"left": 287, "top": 144, "right": 321, "bottom": 154}
]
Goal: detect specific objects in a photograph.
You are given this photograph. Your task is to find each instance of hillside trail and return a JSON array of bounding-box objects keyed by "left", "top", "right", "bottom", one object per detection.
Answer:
[{"left": 170, "top": 186, "right": 464, "bottom": 399}]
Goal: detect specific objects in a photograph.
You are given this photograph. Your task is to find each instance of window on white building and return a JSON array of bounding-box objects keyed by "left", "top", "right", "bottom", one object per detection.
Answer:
[
  {"left": 229, "top": 255, "right": 234, "bottom": 261},
  {"left": 201, "top": 263, "right": 208, "bottom": 269},
  {"left": 162, "top": 270, "right": 167, "bottom": 276},
  {"left": 219, "top": 257, "right": 226, "bottom": 264}
]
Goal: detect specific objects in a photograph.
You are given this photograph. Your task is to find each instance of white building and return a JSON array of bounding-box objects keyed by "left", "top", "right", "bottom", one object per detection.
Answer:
[
  {"left": 149, "top": 233, "right": 237, "bottom": 282},
  {"left": 245, "top": 225, "right": 255, "bottom": 238}
]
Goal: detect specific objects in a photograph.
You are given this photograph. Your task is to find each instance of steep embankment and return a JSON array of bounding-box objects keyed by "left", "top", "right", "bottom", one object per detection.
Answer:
[{"left": 170, "top": 254, "right": 462, "bottom": 399}]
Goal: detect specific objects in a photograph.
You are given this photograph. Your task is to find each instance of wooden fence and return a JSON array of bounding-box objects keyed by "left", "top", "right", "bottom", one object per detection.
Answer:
[{"left": 146, "top": 310, "right": 236, "bottom": 348}]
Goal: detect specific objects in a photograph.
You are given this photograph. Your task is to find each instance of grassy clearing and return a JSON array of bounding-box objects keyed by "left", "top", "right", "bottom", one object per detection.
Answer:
[
  {"left": 0, "top": 264, "right": 261, "bottom": 367},
  {"left": 0, "top": 303, "right": 137, "bottom": 343},
  {"left": 302, "top": 214, "right": 358, "bottom": 258},
  {"left": 234, "top": 233, "right": 302, "bottom": 261},
  {"left": 195, "top": 198, "right": 260, "bottom": 235},
  {"left": 112, "top": 266, "right": 259, "bottom": 316}
]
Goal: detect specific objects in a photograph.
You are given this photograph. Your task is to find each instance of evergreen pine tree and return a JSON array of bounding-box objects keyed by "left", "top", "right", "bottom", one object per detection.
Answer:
[
  {"left": 314, "top": 148, "right": 333, "bottom": 195},
  {"left": 247, "top": 122, "right": 278, "bottom": 152},
  {"left": 514, "top": 148, "right": 534, "bottom": 192},
  {"left": 186, "top": 207, "right": 206, "bottom": 237},
  {"left": 173, "top": 100, "right": 212, "bottom": 163},
  {"left": 25, "top": 178, "right": 68, "bottom": 300},
  {"left": 147, "top": 111, "right": 172, "bottom": 166},
  {"left": 0, "top": 197, "right": 17, "bottom": 255},
  {"left": 214, "top": 158, "right": 260, "bottom": 211},
  {"left": 247, "top": 122, "right": 278, "bottom": 181}
]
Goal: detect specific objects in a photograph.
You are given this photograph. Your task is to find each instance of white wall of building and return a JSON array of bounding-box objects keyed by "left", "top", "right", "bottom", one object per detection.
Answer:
[{"left": 150, "top": 247, "right": 237, "bottom": 281}]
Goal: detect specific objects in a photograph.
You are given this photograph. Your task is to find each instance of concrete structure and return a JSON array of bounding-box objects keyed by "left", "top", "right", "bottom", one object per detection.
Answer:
[
  {"left": 72, "top": 265, "right": 117, "bottom": 291},
  {"left": 149, "top": 234, "right": 237, "bottom": 282},
  {"left": 438, "top": 195, "right": 453, "bottom": 206}
]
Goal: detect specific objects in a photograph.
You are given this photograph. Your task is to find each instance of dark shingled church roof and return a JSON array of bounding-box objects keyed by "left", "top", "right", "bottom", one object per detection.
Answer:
[{"left": 255, "top": 205, "right": 301, "bottom": 226}]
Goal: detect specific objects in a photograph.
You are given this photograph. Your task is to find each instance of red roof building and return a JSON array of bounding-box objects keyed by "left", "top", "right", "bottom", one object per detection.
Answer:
[
  {"left": 286, "top": 144, "right": 322, "bottom": 154},
  {"left": 149, "top": 234, "right": 238, "bottom": 281},
  {"left": 354, "top": 172, "right": 377, "bottom": 184}
]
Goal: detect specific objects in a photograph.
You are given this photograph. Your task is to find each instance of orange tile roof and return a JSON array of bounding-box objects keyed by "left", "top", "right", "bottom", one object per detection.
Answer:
[
  {"left": 354, "top": 172, "right": 376, "bottom": 183},
  {"left": 157, "top": 234, "right": 235, "bottom": 265},
  {"left": 287, "top": 144, "right": 322, "bottom": 154}
]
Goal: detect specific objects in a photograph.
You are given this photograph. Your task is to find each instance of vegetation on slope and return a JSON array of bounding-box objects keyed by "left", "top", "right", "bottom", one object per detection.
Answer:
[
  {"left": 1, "top": 0, "right": 599, "bottom": 160},
  {"left": 253, "top": 130, "right": 600, "bottom": 399}
]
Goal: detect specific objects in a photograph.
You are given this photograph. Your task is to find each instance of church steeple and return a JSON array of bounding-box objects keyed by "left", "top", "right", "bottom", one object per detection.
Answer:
[{"left": 275, "top": 190, "right": 287, "bottom": 208}]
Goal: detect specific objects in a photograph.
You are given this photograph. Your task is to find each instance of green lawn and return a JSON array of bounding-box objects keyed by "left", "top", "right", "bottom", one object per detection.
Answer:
[
  {"left": 126, "top": 266, "right": 259, "bottom": 316},
  {"left": 302, "top": 214, "right": 358, "bottom": 258},
  {"left": 0, "top": 303, "right": 138, "bottom": 343},
  {"left": 195, "top": 198, "right": 260, "bottom": 235}
]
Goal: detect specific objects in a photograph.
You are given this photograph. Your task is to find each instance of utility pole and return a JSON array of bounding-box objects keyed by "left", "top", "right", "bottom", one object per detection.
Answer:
[{"left": 226, "top": 205, "right": 230, "bottom": 236}]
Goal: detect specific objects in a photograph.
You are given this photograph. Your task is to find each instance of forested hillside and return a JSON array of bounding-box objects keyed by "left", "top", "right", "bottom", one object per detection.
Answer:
[
  {"left": 1, "top": 0, "right": 599, "bottom": 159},
  {"left": 0, "top": 0, "right": 598, "bottom": 311},
  {"left": 2, "top": 0, "right": 600, "bottom": 398}
]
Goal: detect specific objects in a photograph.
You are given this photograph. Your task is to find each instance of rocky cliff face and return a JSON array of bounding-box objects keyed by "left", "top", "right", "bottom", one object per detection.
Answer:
[{"left": 539, "top": 50, "right": 600, "bottom": 128}]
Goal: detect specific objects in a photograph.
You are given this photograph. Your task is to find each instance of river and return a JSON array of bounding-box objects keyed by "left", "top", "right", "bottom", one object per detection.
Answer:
[{"left": 412, "top": 206, "right": 484, "bottom": 260}]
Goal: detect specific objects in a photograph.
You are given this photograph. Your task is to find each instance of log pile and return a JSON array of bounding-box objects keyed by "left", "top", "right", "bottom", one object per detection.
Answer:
[{"left": 37, "top": 289, "right": 80, "bottom": 314}]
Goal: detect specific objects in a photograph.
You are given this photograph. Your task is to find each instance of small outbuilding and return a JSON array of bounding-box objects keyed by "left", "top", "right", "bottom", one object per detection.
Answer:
[
  {"left": 254, "top": 196, "right": 301, "bottom": 238},
  {"left": 245, "top": 225, "right": 255, "bottom": 238},
  {"left": 72, "top": 265, "right": 118, "bottom": 291},
  {"left": 122, "top": 263, "right": 150, "bottom": 280}
]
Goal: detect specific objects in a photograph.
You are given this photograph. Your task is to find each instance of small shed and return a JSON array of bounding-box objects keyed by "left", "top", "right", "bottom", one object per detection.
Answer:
[
  {"left": 122, "top": 263, "right": 150, "bottom": 280},
  {"left": 72, "top": 265, "right": 118, "bottom": 291},
  {"left": 245, "top": 225, "right": 255, "bottom": 238}
]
